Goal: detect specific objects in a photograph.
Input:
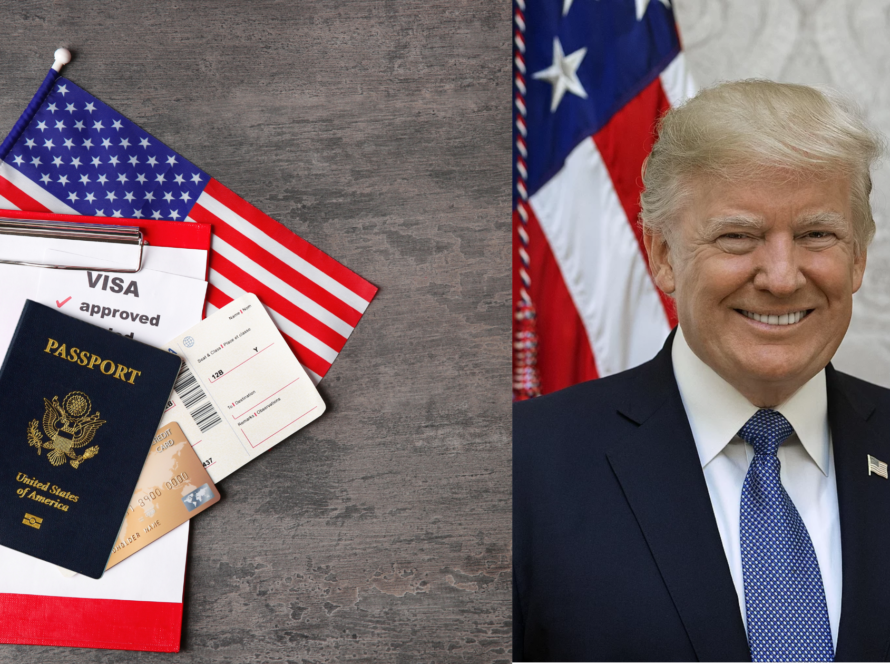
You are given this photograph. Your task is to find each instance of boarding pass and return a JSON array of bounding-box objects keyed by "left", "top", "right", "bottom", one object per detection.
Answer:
[{"left": 161, "top": 293, "right": 325, "bottom": 482}]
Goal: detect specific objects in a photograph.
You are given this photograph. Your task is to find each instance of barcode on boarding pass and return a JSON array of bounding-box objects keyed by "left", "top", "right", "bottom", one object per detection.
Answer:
[{"left": 173, "top": 363, "right": 222, "bottom": 433}]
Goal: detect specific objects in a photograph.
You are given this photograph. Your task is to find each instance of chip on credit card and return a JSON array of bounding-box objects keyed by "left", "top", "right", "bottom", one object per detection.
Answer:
[{"left": 106, "top": 422, "right": 219, "bottom": 570}]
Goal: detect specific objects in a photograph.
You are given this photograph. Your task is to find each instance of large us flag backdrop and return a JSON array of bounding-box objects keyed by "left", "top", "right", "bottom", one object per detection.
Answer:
[
  {"left": 0, "top": 69, "right": 377, "bottom": 385},
  {"left": 512, "top": 0, "right": 695, "bottom": 399}
]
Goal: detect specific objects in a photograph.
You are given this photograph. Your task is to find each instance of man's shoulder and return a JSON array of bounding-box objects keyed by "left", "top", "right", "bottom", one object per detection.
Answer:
[
  {"left": 829, "top": 365, "right": 890, "bottom": 415},
  {"left": 514, "top": 360, "right": 646, "bottom": 422},
  {"left": 513, "top": 354, "right": 671, "bottom": 465}
]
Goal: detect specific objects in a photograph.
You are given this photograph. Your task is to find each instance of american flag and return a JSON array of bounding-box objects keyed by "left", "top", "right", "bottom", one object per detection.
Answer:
[
  {"left": 512, "top": 0, "right": 695, "bottom": 399},
  {"left": 868, "top": 455, "right": 888, "bottom": 479},
  {"left": 0, "top": 71, "right": 377, "bottom": 384}
]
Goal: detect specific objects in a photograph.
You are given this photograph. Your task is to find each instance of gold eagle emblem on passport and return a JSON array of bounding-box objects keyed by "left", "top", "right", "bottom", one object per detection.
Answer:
[{"left": 27, "top": 391, "right": 105, "bottom": 468}]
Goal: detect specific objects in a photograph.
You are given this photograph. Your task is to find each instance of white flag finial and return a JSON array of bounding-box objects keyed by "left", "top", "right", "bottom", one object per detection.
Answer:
[{"left": 52, "top": 48, "right": 72, "bottom": 72}]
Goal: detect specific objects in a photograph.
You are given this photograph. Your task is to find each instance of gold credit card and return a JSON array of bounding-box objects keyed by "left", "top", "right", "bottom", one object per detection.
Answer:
[{"left": 106, "top": 422, "right": 220, "bottom": 570}]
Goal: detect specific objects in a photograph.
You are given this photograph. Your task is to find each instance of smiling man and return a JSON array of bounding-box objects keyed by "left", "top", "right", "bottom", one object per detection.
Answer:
[{"left": 513, "top": 81, "right": 887, "bottom": 662}]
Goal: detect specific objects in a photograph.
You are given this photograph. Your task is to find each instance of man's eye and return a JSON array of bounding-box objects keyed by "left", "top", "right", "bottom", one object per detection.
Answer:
[
  {"left": 720, "top": 233, "right": 748, "bottom": 240},
  {"left": 806, "top": 231, "right": 832, "bottom": 239}
]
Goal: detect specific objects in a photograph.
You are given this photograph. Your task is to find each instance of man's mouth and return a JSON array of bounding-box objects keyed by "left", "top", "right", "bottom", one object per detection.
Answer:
[{"left": 737, "top": 309, "right": 812, "bottom": 326}]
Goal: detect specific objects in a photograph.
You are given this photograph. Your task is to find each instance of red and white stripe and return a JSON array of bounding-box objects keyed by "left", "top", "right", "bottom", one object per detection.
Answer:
[
  {"left": 0, "top": 165, "right": 378, "bottom": 385},
  {"left": 519, "top": 53, "right": 694, "bottom": 394},
  {"left": 188, "top": 179, "right": 376, "bottom": 384}
]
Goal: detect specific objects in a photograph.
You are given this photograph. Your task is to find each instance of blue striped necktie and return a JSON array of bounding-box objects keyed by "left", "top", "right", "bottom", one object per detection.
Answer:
[{"left": 738, "top": 408, "right": 834, "bottom": 662}]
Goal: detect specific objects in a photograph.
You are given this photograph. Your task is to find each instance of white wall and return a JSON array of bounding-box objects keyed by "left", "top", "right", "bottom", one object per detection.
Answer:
[{"left": 675, "top": 0, "right": 890, "bottom": 387}]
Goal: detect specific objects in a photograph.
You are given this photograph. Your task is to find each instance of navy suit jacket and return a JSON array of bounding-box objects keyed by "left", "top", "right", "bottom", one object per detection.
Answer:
[{"left": 513, "top": 334, "right": 890, "bottom": 661}]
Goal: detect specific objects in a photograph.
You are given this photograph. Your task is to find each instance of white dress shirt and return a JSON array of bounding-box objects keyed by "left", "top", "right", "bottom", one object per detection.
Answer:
[{"left": 671, "top": 326, "right": 842, "bottom": 648}]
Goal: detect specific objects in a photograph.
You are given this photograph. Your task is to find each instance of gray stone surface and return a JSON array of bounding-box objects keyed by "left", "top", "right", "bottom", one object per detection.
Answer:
[{"left": 0, "top": 1, "right": 511, "bottom": 662}]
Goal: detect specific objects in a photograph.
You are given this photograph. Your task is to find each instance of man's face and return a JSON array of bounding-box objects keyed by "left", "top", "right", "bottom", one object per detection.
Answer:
[{"left": 645, "top": 174, "right": 866, "bottom": 406}]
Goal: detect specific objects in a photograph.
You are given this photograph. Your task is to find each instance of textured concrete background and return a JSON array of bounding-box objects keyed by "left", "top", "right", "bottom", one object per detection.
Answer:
[
  {"left": 0, "top": 1, "right": 511, "bottom": 662},
  {"left": 675, "top": 0, "right": 890, "bottom": 386}
]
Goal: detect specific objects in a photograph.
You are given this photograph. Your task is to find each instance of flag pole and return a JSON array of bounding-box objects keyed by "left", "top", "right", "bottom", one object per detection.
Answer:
[{"left": 0, "top": 48, "right": 71, "bottom": 162}]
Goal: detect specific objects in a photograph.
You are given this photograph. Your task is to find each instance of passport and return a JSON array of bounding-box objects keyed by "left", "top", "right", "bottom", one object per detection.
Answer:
[{"left": 0, "top": 300, "right": 182, "bottom": 578}]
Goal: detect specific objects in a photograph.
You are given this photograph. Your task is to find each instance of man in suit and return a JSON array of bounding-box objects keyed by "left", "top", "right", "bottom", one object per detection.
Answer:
[{"left": 513, "top": 80, "right": 889, "bottom": 662}]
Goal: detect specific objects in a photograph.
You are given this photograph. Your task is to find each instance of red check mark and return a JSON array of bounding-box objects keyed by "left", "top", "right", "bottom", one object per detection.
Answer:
[{"left": 56, "top": 297, "right": 71, "bottom": 308}]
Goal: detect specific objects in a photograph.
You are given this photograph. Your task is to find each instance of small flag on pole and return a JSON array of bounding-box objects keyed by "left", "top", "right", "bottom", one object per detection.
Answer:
[
  {"left": 868, "top": 454, "right": 888, "bottom": 479},
  {"left": 0, "top": 56, "right": 377, "bottom": 384}
]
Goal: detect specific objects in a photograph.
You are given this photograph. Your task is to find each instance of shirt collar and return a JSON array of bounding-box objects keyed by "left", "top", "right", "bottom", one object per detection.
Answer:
[{"left": 671, "top": 325, "right": 830, "bottom": 475}]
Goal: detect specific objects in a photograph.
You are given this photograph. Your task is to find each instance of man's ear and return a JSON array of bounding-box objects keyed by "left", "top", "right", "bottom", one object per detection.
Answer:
[
  {"left": 852, "top": 246, "right": 867, "bottom": 294},
  {"left": 643, "top": 230, "right": 676, "bottom": 295}
]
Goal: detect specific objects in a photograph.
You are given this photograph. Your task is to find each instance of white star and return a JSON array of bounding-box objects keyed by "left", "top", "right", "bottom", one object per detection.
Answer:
[
  {"left": 54, "top": 120, "right": 66, "bottom": 131},
  {"left": 82, "top": 138, "right": 93, "bottom": 150},
  {"left": 105, "top": 191, "right": 117, "bottom": 202},
  {"left": 532, "top": 37, "right": 588, "bottom": 112},
  {"left": 166, "top": 155, "right": 178, "bottom": 166},
  {"left": 109, "top": 155, "right": 120, "bottom": 166},
  {"left": 65, "top": 103, "right": 76, "bottom": 113},
  {"left": 67, "top": 191, "right": 79, "bottom": 202},
  {"left": 84, "top": 102, "right": 96, "bottom": 113},
  {"left": 52, "top": 156, "right": 63, "bottom": 167},
  {"left": 168, "top": 209, "right": 181, "bottom": 220},
  {"left": 11, "top": 155, "right": 24, "bottom": 166},
  {"left": 131, "top": 209, "right": 144, "bottom": 219},
  {"left": 97, "top": 174, "right": 109, "bottom": 185},
  {"left": 139, "top": 137, "right": 150, "bottom": 148},
  {"left": 24, "top": 138, "right": 36, "bottom": 149},
  {"left": 94, "top": 209, "right": 105, "bottom": 216},
  {"left": 58, "top": 175, "right": 69, "bottom": 186},
  {"left": 85, "top": 192, "right": 96, "bottom": 203},
  {"left": 36, "top": 121, "right": 48, "bottom": 132},
  {"left": 79, "top": 174, "right": 91, "bottom": 185},
  {"left": 180, "top": 191, "right": 192, "bottom": 203},
  {"left": 123, "top": 191, "right": 136, "bottom": 202},
  {"left": 136, "top": 173, "right": 147, "bottom": 184},
  {"left": 173, "top": 173, "right": 185, "bottom": 184},
  {"left": 57, "top": 84, "right": 69, "bottom": 97},
  {"left": 151, "top": 209, "right": 162, "bottom": 219},
  {"left": 117, "top": 173, "right": 129, "bottom": 183},
  {"left": 70, "top": 157, "right": 82, "bottom": 169},
  {"left": 190, "top": 173, "right": 203, "bottom": 184},
  {"left": 101, "top": 138, "right": 112, "bottom": 148},
  {"left": 91, "top": 156, "right": 102, "bottom": 167},
  {"left": 635, "top": 0, "right": 671, "bottom": 20},
  {"left": 63, "top": 138, "right": 74, "bottom": 149},
  {"left": 112, "top": 119, "right": 123, "bottom": 131},
  {"left": 155, "top": 173, "right": 166, "bottom": 184},
  {"left": 147, "top": 155, "right": 158, "bottom": 167},
  {"left": 30, "top": 156, "right": 41, "bottom": 167},
  {"left": 120, "top": 138, "right": 130, "bottom": 148},
  {"left": 47, "top": 103, "right": 58, "bottom": 114},
  {"left": 93, "top": 120, "right": 105, "bottom": 131},
  {"left": 128, "top": 155, "right": 139, "bottom": 166},
  {"left": 162, "top": 191, "right": 174, "bottom": 202},
  {"left": 144, "top": 191, "right": 156, "bottom": 202},
  {"left": 74, "top": 120, "right": 85, "bottom": 131},
  {"left": 40, "top": 173, "right": 52, "bottom": 184},
  {"left": 43, "top": 138, "right": 54, "bottom": 149},
  {"left": 112, "top": 209, "right": 123, "bottom": 218}
]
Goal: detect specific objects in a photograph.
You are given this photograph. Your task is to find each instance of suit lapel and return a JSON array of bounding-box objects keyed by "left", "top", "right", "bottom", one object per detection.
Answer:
[
  {"left": 828, "top": 366, "right": 890, "bottom": 661},
  {"left": 607, "top": 340, "right": 751, "bottom": 662}
]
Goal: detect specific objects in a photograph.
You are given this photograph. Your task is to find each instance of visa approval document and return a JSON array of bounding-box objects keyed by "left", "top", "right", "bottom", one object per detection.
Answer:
[
  {"left": 35, "top": 252, "right": 207, "bottom": 348},
  {"left": 162, "top": 293, "right": 325, "bottom": 482}
]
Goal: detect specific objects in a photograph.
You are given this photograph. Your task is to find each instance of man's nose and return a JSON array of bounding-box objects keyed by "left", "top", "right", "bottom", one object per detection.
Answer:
[{"left": 751, "top": 236, "right": 806, "bottom": 296}]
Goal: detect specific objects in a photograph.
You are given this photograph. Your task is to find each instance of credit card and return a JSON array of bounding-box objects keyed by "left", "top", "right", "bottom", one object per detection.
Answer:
[
  {"left": 106, "top": 422, "right": 219, "bottom": 570},
  {"left": 160, "top": 292, "right": 326, "bottom": 483}
]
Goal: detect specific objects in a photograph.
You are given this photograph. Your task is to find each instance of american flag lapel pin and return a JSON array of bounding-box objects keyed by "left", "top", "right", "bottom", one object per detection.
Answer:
[{"left": 868, "top": 455, "right": 888, "bottom": 479}]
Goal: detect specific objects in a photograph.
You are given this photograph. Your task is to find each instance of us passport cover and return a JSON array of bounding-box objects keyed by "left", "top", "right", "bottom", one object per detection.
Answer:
[{"left": 0, "top": 300, "right": 182, "bottom": 579}]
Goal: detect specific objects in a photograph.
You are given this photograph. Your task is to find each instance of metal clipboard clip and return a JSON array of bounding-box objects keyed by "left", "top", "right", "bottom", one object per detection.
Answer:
[{"left": 0, "top": 218, "right": 145, "bottom": 273}]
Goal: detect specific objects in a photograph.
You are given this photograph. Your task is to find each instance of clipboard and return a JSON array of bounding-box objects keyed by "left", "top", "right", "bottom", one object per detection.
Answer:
[{"left": 0, "top": 209, "right": 211, "bottom": 652}]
